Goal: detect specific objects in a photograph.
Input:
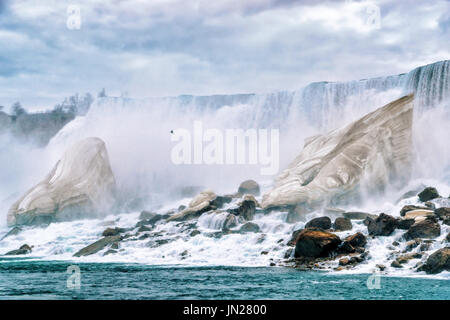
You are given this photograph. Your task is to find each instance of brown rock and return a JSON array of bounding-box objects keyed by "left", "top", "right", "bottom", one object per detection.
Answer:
[{"left": 294, "top": 228, "right": 341, "bottom": 258}]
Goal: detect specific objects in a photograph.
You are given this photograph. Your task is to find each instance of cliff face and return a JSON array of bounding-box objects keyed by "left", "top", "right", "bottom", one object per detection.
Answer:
[
  {"left": 7, "top": 137, "right": 117, "bottom": 226},
  {"left": 261, "top": 94, "right": 414, "bottom": 211}
]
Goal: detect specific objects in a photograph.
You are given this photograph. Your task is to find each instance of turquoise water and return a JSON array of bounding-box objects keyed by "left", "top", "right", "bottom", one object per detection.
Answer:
[{"left": 0, "top": 258, "right": 448, "bottom": 300}]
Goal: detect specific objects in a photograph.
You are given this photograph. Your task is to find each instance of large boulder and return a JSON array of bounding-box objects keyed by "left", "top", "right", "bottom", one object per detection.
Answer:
[
  {"left": 4, "top": 244, "right": 32, "bottom": 256},
  {"left": 368, "top": 213, "right": 397, "bottom": 236},
  {"left": 418, "top": 187, "right": 440, "bottom": 202},
  {"left": 166, "top": 190, "right": 216, "bottom": 222},
  {"left": 434, "top": 207, "right": 450, "bottom": 220},
  {"left": 404, "top": 218, "right": 441, "bottom": 240},
  {"left": 261, "top": 95, "right": 414, "bottom": 212},
  {"left": 419, "top": 248, "right": 450, "bottom": 274},
  {"left": 7, "top": 137, "right": 116, "bottom": 226},
  {"left": 73, "top": 235, "right": 122, "bottom": 257},
  {"left": 305, "top": 216, "right": 332, "bottom": 230},
  {"left": 294, "top": 228, "right": 341, "bottom": 258},
  {"left": 333, "top": 217, "right": 353, "bottom": 231},
  {"left": 228, "top": 199, "right": 256, "bottom": 221},
  {"left": 238, "top": 180, "right": 260, "bottom": 196}
]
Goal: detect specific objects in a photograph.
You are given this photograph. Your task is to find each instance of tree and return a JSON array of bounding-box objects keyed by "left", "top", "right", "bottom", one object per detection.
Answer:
[{"left": 12, "top": 102, "right": 26, "bottom": 116}]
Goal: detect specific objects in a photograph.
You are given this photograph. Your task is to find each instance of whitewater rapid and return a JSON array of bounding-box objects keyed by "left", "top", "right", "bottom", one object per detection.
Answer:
[{"left": 0, "top": 60, "right": 449, "bottom": 278}]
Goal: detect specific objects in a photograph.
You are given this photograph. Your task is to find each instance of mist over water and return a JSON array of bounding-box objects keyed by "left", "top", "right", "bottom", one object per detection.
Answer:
[{"left": 0, "top": 61, "right": 449, "bottom": 275}]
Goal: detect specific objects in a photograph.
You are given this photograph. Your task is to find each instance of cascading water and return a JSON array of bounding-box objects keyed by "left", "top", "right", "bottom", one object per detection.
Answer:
[{"left": 0, "top": 60, "right": 449, "bottom": 276}]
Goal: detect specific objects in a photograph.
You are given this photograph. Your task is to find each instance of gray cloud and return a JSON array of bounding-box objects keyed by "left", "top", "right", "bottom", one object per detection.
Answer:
[{"left": 0, "top": 0, "right": 449, "bottom": 110}]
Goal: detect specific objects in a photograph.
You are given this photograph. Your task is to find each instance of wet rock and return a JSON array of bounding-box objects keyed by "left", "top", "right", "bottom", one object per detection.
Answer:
[
  {"left": 305, "top": 216, "right": 331, "bottom": 230},
  {"left": 339, "top": 257, "right": 350, "bottom": 266},
  {"left": 74, "top": 235, "right": 122, "bottom": 257},
  {"left": 167, "top": 190, "right": 216, "bottom": 222},
  {"left": 177, "top": 205, "right": 186, "bottom": 211},
  {"left": 210, "top": 196, "right": 233, "bottom": 209},
  {"left": 434, "top": 207, "right": 450, "bottom": 220},
  {"left": 190, "top": 230, "right": 201, "bottom": 237},
  {"left": 139, "top": 210, "right": 157, "bottom": 220},
  {"left": 137, "top": 225, "right": 152, "bottom": 233},
  {"left": 333, "top": 217, "right": 352, "bottom": 231},
  {"left": 5, "top": 244, "right": 32, "bottom": 255},
  {"left": 222, "top": 214, "right": 238, "bottom": 231},
  {"left": 391, "top": 260, "right": 402, "bottom": 268},
  {"left": 396, "top": 252, "right": 422, "bottom": 264},
  {"left": 443, "top": 217, "right": 450, "bottom": 226},
  {"left": 1, "top": 227, "right": 22, "bottom": 240},
  {"left": 396, "top": 218, "right": 415, "bottom": 230},
  {"left": 228, "top": 200, "right": 256, "bottom": 221},
  {"left": 239, "top": 222, "right": 260, "bottom": 233},
  {"left": 376, "top": 264, "right": 386, "bottom": 271},
  {"left": 344, "top": 232, "right": 367, "bottom": 248},
  {"left": 418, "top": 247, "right": 450, "bottom": 274},
  {"left": 446, "top": 233, "right": 450, "bottom": 242},
  {"left": 284, "top": 248, "right": 293, "bottom": 259},
  {"left": 343, "top": 212, "right": 377, "bottom": 220},
  {"left": 403, "top": 209, "right": 434, "bottom": 220},
  {"left": 238, "top": 180, "right": 260, "bottom": 196},
  {"left": 404, "top": 218, "right": 441, "bottom": 240},
  {"left": 103, "top": 249, "right": 117, "bottom": 256},
  {"left": 404, "top": 238, "right": 422, "bottom": 251},
  {"left": 102, "top": 227, "right": 126, "bottom": 237},
  {"left": 400, "top": 205, "right": 430, "bottom": 216},
  {"left": 392, "top": 241, "right": 400, "bottom": 246},
  {"left": 363, "top": 216, "right": 373, "bottom": 226},
  {"left": 287, "top": 229, "right": 303, "bottom": 246},
  {"left": 260, "top": 251, "right": 269, "bottom": 255},
  {"left": 368, "top": 213, "right": 397, "bottom": 236},
  {"left": 294, "top": 228, "right": 341, "bottom": 258},
  {"left": 418, "top": 187, "right": 440, "bottom": 202},
  {"left": 424, "top": 202, "right": 435, "bottom": 209}
]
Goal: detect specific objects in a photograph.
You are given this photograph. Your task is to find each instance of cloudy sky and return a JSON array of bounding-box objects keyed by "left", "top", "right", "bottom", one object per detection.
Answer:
[{"left": 0, "top": 0, "right": 449, "bottom": 110}]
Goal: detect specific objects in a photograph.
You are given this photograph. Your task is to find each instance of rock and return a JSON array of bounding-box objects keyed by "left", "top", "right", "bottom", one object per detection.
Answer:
[
  {"left": 400, "top": 205, "right": 430, "bottom": 216},
  {"left": 287, "top": 229, "right": 303, "bottom": 246},
  {"left": 376, "top": 264, "right": 386, "bottom": 271},
  {"left": 190, "top": 230, "right": 201, "bottom": 237},
  {"left": 418, "top": 187, "right": 440, "bottom": 202},
  {"left": 344, "top": 232, "right": 367, "bottom": 248},
  {"left": 5, "top": 244, "right": 32, "bottom": 255},
  {"left": 103, "top": 249, "right": 117, "bottom": 256},
  {"left": 343, "top": 212, "right": 377, "bottom": 220},
  {"left": 238, "top": 180, "right": 260, "bottom": 196},
  {"left": 228, "top": 199, "right": 256, "bottom": 221},
  {"left": 73, "top": 235, "right": 122, "bottom": 257},
  {"left": 7, "top": 137, "right": 116, "bottom": 226},
  {"left": 284, "top": 248, "right": 293, "bottom": 259},
  {"left": 434, "top": 207, "right": 450, "bottom": 220},
  {"left": 139, "top": 211, "right": 157, "bottom": 220},
  {"left": 333, "top": 217, "right": 352, "bottom": 231},
  {"left": 294, "top": 228, "right": 342, "bottom": 258},
  {"left": 305, "top": 216, "right": 332, "bottom": 230},
  {"left": 443, "top": 217, "right": 450, "bottom": 226},
  {"left": 368, "top": 213, "right": 397, "bottom": 236},
  {"left": 396, "top": 218, "right": 415, "bottom": 230},
  {"left": 391, "top": 260, "right": 403, "bottom": 268},
  {"left": 339, "top": 257, "right": 350, "bottom": 266},
  {"left": 102, "top": 227, "right": 125, "bottom": 237},
  {"left": 261, "top": 95, "right": 414, "bottom": 210},
  {"left": 210, "top": 196, "right": 233, "bottom": 209},
  {"left": 403, "top": 209, "right": 434, "bottom": 220},
  {"left": 137, "top": 225, "right": 152, "bottom": 233},
  {"left": 239, "top": 222, "right": 260, "bottom": 233},
  {"left": 419, "top": 248, "right": 450, "bottom": 274},
  {"left": 363, "top": 216, "right": 374, "bottom": 226},
  {"left": 404, "top": 218, "right": 441, "bottom": 240},
  {"left": 424, "top": 202, "right": 435, "bottom": 209},
  {"left": 167, "top": 190, "right": 216, "bottom": 222},
  {"left": 1, "top": 227, "right": 22, "bottom": 240},
  {"left": 446, "top": 233, "right": 450, "bottom": 242},
  {"left": 404, "top": 238, "right": 422, "bottom": 251},
  {"left": 222, "top": 214, "right": 238, "bottom": 231},
  {"left": 396, "top": 253, "right": 422, "bottom": 264},
  {"left": 177, "top": 205, "right": 186, "bottom": 211}
]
